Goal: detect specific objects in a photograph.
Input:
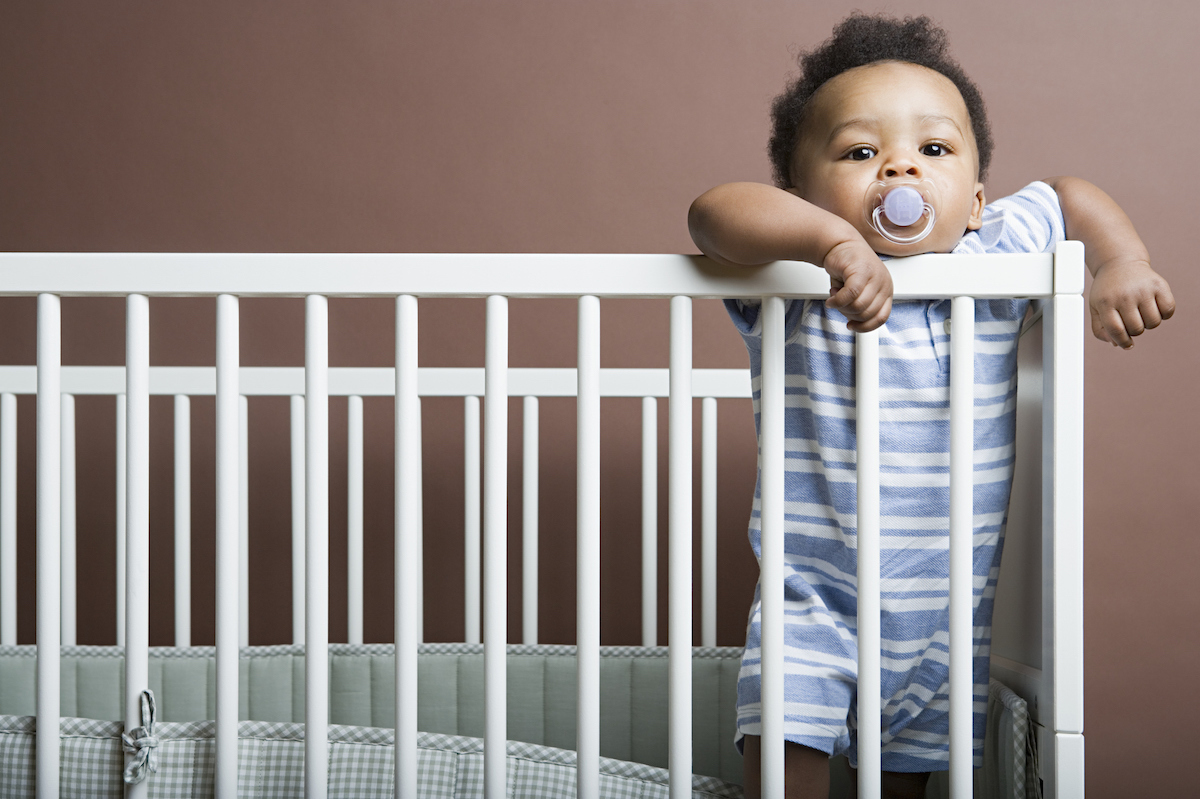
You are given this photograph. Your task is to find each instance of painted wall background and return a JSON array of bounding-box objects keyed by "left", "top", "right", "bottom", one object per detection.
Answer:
[{"left": 1, "top": 2, "right": 1196, "bottom": 795}]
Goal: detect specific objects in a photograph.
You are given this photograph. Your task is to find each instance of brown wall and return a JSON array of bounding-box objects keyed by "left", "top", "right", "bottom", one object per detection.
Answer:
[{"left": 1, "top": 2, "right": 1197, "bottom": 795}]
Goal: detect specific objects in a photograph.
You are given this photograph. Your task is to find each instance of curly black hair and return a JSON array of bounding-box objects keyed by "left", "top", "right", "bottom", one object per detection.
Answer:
[{"left": 769, "top": 13, "right": 993, "bottom": 188}]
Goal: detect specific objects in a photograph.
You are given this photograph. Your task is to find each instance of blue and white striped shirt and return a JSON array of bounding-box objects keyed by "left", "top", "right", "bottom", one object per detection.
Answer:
[{"left": 726, "top": 181, "right": 1065, "bottom": 770}]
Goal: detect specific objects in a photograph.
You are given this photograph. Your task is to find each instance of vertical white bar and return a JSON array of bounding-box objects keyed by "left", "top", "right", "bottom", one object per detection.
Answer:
[
  {"left": 306, "top": 294, "right": 330, "bottom": 799},
  {"left": 214, "top": 294, "right": 240, "bottom": 799},
  {"left": 416, "top": 396, "right": 424, "bottom": 644},
  {"left": 759, "top": 296, "right": 785, "bottom": 799},
  {"left": 0, "top": 393, "right": 15, "bottom": 646},
  {"left": 949, "top": 296, "right": 975, "bottom": 799},
  {"left": 463, "top": 396, "right": 481, "bottom": 644},
  {"left": 1055, "top": 733, "right": 1085, "bottom": 799},
  {"left": 484, "top": 293, "right": 508, "bottom": 796},
  {"left": 60, "top": 394, "right": 76, "bottom": 647},
  {"left": 1050, "top": 242, "right": 1086, "bottom": 796},
  {"left": 668, "top": 295, "right": 692, "bottom": 799},
  {"left": 116, "top": 393, "right": 126, "bottom": 647},
  {"left": 484, "top": 295, "right": 508, "bottom": 799},
  {"left": 701, "top": 397, "right": 717, "bottom": 648},
  {"left": 175, "top": 395, "right": 191, "bottom": 647},
  {"left": 348, "top": 395, "right": 364, "bottom": 645},
  {"left": 855, "top": 331, "right": 881, "bottom": 798},
  {"left": 124, "top": 294, "right": 151, "bottom": 799},
  {"left": 291, "top": 395, "right": 306, "bottom": 645},
  {"left": 577, "top": 295, "right": 601, "bottom": 799},
  {"left": 522, "top": 396, "right": 539, "bottom": 645},
  {"left": 641, "top": 396, "right": 657, "bottom": 648},
  {"left": 36, "top": 293, "right": 61, "bottom": 799},
  {"left": 239, "top": 395, "right": 249, "bottom": 647},
  {"left": 395, "top": 295, "right": 420, "bottom": 799}
]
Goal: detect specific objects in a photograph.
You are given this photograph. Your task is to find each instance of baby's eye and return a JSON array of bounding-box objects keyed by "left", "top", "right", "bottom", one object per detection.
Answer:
[
  {"left": 845, "top": 146, "right": 875, "bottom": 161},
  {"left": 921, "top": 143, "right": 950, "bottom": 157}
]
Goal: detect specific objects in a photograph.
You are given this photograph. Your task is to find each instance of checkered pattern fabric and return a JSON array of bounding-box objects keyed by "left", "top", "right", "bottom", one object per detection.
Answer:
[
  {"left": 0, "top": 714, "right": 745, "bottom": 798},
  {"left": 60, "top": 718, "right": 123, "bottom": 798},
  {"left": 0, "top": 715, "right": 34, "bottom": 798},
  {"left": 0, "top": 642, "right": 744, "bottom": 660}
]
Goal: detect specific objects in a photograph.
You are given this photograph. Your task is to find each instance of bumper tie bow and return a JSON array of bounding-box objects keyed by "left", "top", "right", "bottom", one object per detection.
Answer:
[{"left": 122, "top": 690, "right": 159, "bottom": 785}]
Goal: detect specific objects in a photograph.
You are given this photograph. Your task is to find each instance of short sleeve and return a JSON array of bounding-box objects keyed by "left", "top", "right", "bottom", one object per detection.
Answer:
[{"left": 955, "top": 181, "right": 1066, "bottom": 255}]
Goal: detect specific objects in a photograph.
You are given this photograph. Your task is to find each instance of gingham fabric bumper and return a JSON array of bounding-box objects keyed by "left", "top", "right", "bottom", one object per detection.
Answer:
[{"left": 0, "top": 714, "right": 744, "bottom": 798}]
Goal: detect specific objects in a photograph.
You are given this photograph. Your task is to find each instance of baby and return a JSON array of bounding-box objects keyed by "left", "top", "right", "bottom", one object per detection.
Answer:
[{"left": 688, "top": 14, "right": 1173, "bottom": 799}]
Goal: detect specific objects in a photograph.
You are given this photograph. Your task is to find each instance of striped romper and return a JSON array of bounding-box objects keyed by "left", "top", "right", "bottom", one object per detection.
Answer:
[{"left": 726, "top": 182, "right": 1065, "bottom": 771}]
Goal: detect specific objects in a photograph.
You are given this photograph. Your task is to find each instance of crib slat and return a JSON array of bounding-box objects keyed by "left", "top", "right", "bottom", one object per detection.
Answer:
[
  {"left": 416, "top": 396, "right": 424, "bottom": 644},
  {"left": 395, "top": 295, "right": 420, "bottom": 799},
  {"left": 484, "top": 295, "right": 508, "bottom": 799},
  {"left": 759, "top": 296, "right": 785, "bottom": 799},
  {"left": 522, "top": 395, "right": 538, "bottom": 645},
  {"left": 215, "top": 294, "right": 240, "bottom": 799},
  {"left": 116, "top": 392, "right": 126, "bottom": 647},
  {"left": 239, "top": 395, "right": 250, "bottom": 647},
  {"left": 306, "top": 294, "right": 330, "bottom": 799},
  {"left": 668, "top": 295, "right": 692, "bottom": 799},
  {"left": 577, "top": 295, "right": 601, "bottom": 799},
  {"left": 291, "top": 395, "right": 306, "bottom": 645},
  {"left": 641, "top": 396, "right": 657, "bottom": 648},
  {"left": 949, "top": 296, "right": 975, "bottom": 799},
  {"left": 856, "top": 330, "right": 881, "bottom": 798},
  {"left": 464, "top": 395, "right": 481, "bottom": 644},
  {"left": 175, "top": 395, "right": 191, "bottom": 647},
  {"left": 348, "top": 394, "right": 364, "bottom": 646},
  {"left": 36, "top": 293, "right": 61, "bottom": 798},
  {"left": 124, "top": 293, "right": 151, "bottom": 799},
  {"left": 0, "top": 393, "right": 15, "bottom": 646},
  {"left": 60, "top": 394, "right": 76, "bottom": 647},
  {"left": 701, "top": 396, "right": 716, "bottom": 649}
]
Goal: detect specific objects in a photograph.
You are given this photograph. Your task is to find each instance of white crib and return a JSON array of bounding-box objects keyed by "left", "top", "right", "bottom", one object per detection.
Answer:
[{"left": 0, "top": 249, "right": 1084, "bottom": 798}]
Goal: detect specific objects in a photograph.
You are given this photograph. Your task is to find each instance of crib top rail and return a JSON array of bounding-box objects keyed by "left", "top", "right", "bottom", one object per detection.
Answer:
[{"left": 0, "top": 251, "right": 1070, "bottom": 299}]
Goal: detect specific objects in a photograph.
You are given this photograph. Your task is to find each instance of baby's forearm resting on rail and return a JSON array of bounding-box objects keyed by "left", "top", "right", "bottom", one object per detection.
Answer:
[
  {"left": 688, "top": 182, "right": 894, "bottom": 332},
  {"left": 687, "top": 182, "right": 860, "bottom": 268},
  {"left": 1044, "top": 176, "right": 1175, "bottom": 347}
]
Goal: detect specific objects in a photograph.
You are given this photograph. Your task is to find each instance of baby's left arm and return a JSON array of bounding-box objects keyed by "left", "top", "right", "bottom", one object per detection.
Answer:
[{"left": 1043, "top": 176, "right": 1175, "bottom": 348}]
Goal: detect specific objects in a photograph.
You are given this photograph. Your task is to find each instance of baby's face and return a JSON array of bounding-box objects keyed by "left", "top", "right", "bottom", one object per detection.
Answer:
[{"left": 789, "top": 61, "right": 985, "bottom": 256}]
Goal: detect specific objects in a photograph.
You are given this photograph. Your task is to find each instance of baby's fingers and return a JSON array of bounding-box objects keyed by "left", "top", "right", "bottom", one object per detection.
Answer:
[{"left": 846, "top": 295, "right": 892, "bottom": 333}]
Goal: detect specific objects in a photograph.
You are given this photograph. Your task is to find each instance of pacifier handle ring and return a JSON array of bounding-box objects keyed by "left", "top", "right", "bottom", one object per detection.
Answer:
[{"left": 870, "top": 204, "right": 936, "bottom": 245}]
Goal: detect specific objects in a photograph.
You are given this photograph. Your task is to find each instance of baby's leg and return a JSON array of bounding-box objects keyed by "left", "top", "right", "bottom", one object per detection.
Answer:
[
  {"left": 740, "top": 735, "right": 829, "bottom": 799},
  {"left": 843, "top": 760, "right": 930, "bottom": 799}
]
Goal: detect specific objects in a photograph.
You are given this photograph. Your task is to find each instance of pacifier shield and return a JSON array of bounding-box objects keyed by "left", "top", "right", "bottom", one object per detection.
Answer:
[{"left": 863, "top": 179, "right": 939, "bottom": 246}]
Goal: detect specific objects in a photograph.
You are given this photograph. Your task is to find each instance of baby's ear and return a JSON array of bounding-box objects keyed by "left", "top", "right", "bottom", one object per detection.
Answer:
[{"left": 967, "top": 183, "right": 986, "bottom": 230}]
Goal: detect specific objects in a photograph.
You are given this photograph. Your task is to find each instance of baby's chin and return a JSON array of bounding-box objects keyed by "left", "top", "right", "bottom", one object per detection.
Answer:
[{"left": 858, "top": 225, "right": 960, "bottom": 257}]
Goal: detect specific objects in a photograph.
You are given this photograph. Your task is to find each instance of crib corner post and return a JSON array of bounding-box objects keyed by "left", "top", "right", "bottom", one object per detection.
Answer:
[{"left": 1042, "top": 241, "right": 1085, "bottom": 798}]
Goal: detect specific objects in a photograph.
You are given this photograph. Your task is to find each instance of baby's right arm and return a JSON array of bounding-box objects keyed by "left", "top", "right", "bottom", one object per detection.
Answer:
[{"left": 688, "top": 182, "right": 894, "bottom": 332}]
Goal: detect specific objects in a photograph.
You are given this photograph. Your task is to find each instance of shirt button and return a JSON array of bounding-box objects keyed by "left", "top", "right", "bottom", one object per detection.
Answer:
[{"left": 944, "top": 318, "right": 952, "bottom": 335}]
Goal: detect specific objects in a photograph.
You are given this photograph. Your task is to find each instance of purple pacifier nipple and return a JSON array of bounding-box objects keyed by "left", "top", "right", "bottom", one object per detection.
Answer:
[{"left": 881, "top": 185, "right": 925, "bottom": 227}]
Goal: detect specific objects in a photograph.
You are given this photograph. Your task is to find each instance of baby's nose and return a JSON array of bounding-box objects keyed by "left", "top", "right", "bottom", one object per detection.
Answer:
[{"left": 881, "top": 155, "right": 921, "bottom": 179}]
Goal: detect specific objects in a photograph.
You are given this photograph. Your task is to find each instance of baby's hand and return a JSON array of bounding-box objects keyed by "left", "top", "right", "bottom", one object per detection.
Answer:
[
  {"left": 1088, "top": 258, "right": 1175, "bottom": 348},
  {"left": 822, "top": 238, "right": 893, "bottom": 332}
]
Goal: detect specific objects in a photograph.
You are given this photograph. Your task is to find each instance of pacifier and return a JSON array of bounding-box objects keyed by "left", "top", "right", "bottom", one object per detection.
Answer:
[{"left": 863, "top": 179, "right": 938, "bottom": 245}]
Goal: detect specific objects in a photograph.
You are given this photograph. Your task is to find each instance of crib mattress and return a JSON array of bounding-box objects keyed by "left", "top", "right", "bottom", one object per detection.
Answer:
[{"left": 0, "top": 714, "right": 744, "bottom": 799}]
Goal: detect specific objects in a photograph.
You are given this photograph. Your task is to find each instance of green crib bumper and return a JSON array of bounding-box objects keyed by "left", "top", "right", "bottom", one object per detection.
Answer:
[{"left": 0, "top": 643, "right": 746, "bottom": 785}]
